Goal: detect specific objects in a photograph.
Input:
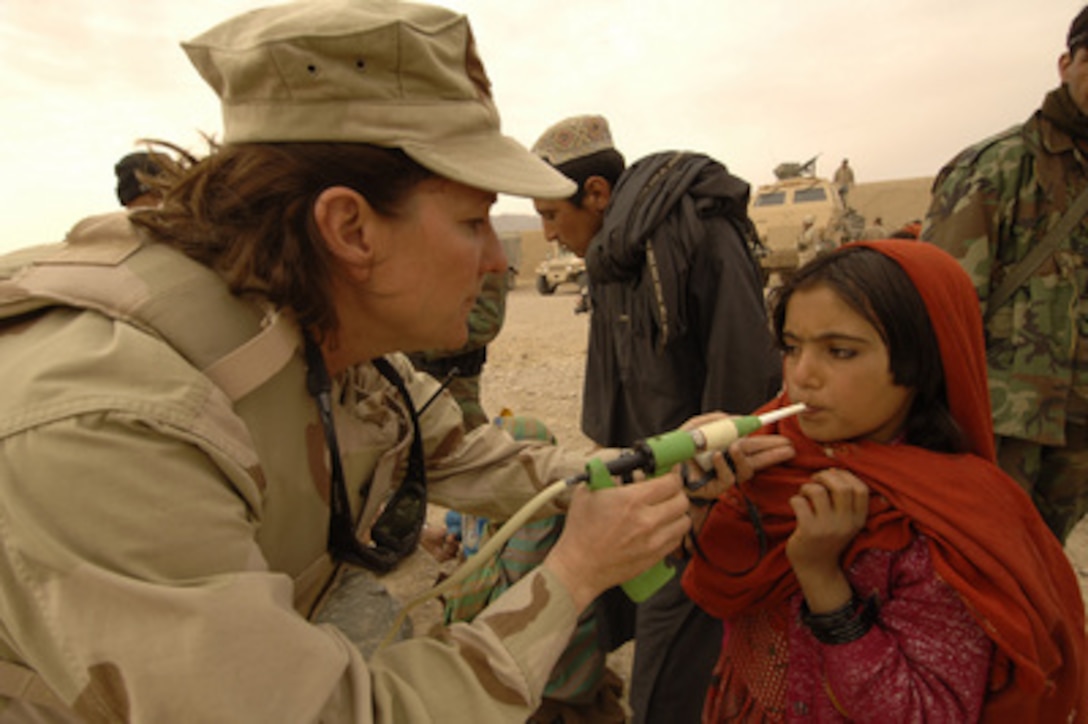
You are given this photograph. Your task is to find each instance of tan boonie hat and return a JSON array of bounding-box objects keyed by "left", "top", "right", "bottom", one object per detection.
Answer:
[
  {"left": 182, "top": 0, "right": 574, "bottom": 199},
  {"left": 531, "top": 114, "right": 615, "bottom": 167}
]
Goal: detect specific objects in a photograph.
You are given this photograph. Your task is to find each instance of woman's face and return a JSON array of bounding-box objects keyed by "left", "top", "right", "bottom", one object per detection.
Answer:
[
  {"left": 364, "top": 178, "right": 505, "bottom": 353},
  {"left": 782, "top": 283, "right": 915, "bottom": 444}
]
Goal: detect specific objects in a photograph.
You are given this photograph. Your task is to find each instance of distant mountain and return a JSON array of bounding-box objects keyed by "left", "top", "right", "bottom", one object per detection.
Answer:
[{"left": 492, "top": 213, "right": 540, "bottom": 234}]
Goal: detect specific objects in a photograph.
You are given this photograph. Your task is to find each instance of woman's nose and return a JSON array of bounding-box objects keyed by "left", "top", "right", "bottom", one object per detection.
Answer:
[{"left": 480, "top": 223, "right": 507, "bottom": 275}]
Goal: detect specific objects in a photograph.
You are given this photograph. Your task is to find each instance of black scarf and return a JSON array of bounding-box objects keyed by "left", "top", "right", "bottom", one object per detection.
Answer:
[
  {"left": 585, "top": 152, "right": 754, "bottom": 347},
  {"left": 1040, "top": 84, "right": 1088, "bottom": 141}
]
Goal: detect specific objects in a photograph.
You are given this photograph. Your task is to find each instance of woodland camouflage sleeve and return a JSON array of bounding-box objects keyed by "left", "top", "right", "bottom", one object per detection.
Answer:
[
  {"left": 464, "top": 271, "right": 508, "bottom": 350},
  {"left": 922, "top": 127, "right": 1025, "bottom": 313}
]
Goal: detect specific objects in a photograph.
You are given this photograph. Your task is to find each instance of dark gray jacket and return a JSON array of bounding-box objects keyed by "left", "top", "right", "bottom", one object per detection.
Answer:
[{"left": 582, "top": 151, "right": 781, "bottom": 448}]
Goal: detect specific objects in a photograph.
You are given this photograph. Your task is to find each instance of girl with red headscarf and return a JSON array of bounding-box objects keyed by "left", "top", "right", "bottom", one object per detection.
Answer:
[{"left": 682, "top": 241, "right": 1086, "bottom": 722}]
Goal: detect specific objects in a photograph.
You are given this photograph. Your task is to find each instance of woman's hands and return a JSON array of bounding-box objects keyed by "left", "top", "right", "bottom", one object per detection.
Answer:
[
  {"left": 786, "top": 468, "right": 870, "bottom": 613},
  {"left": 544, "top": 472, "right": 690, "bottom": 612}
]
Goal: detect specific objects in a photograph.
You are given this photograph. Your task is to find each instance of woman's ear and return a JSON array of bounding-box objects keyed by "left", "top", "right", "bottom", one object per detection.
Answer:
[{"left": 312, "top": 186, "right": 376, "bottom": 276}]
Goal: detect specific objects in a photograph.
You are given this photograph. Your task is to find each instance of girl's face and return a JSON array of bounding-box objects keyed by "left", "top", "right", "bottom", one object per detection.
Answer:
[{"left": 782, "top": 283, "right": 915, "bottom": 444}]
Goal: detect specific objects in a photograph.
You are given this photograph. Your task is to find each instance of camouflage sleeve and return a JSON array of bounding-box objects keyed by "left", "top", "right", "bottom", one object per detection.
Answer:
[
  {"left": 391, "top": 353, "right": 586, "bottom": 522},
  {"left": 370, "top": 567, "right": 578, "bottom": 720},
  {"left": 464, "top": 271, "right": 508, "bottom": 350},
  {"left": 0, "top": 319, "right": 578, "bottom": 723},
  {"left": 0, "top": 415, "right": 578, "bottom": 723},
  {"left": 425, "top": 421, "right": 589, "bottom": 521},
  {"left": 922, "top": 126, "right": 1025, "bottom": 312}
]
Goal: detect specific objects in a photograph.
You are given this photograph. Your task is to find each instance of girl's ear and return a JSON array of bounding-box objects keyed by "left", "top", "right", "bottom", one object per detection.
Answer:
[{"left": 312, "top": 186, "right": 377, "bottom": 278}]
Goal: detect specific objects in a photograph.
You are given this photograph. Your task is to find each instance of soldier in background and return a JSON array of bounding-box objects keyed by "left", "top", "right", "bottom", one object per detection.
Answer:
[
  {"left": 833, "top": 157, "right": 855, "bottom": 203},
  {"left": 797, "top": 214, "right": 820, "bottom": 266},
  {"left": 412, "top": 270, "right": 507, "bottom": 561},
  {"left": 890, "top": 219, "right": 922, "bottom": 239},
  {"left": 411, "top": 271, "right": 505, "bottom": 563},
  {"left": 409, "top": 271, "right": 507, "bottom": 430},
  {"left": 412, "top": 271, "right": 627, "bottom": 722},
  {"left": 114, "top": 151, "right": 165, "bottom": 209},
  {"left": 924, "top": 5, "right": 1088, "bottom": 543},
  {"left": 860, "top": 216, "right": 888, "bottom": 240}
]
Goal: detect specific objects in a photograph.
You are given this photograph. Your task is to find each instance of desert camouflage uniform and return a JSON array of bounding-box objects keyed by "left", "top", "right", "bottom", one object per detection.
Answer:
[
  {"left": 412, "top": 270, "right": 622, "bottom": 720},
  {"left": 923, "top": 107, "right": 1088, "bottom": 541},
  {"left": 409, "top": 271, "right": 507, "bottom": 430},
  {"left": 0, "top": 213, "right": 591, "bottom": 723},
  {"left": 796, "top": 223, "right": 821, "bottom": 267},
  {"left": 444, "top": 415, "right": 625, "bottom": 723}
]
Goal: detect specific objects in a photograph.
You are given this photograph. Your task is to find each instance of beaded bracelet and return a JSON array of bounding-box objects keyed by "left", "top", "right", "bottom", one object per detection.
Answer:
[{"left": 800, "top": 594, "right": 879, "bottom": 645}]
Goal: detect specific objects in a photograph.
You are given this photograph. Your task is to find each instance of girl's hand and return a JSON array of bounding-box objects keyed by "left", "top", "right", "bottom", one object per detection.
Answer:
[
  {"left": 679, "top": 434, "right": 796, "bottom": 558},
  {"left": 786, "top": 468, "right": 869, "bottom": 612},
  {"left": 687, "top": 433, "right": 796, "bottom": 501}
]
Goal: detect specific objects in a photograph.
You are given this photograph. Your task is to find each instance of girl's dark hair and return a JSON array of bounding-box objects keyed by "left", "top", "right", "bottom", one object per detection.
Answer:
[
  {"left": 130, "top": 140, "right": 434, "bottom": 334},
  {"left": 555, "top": 148, "right": 626, "bottom": 207},
  {"left": 769, "top": 246, "right": 969, "bottom": 453}
]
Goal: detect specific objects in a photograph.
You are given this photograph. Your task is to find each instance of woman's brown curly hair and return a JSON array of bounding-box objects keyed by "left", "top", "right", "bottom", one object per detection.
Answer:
[{"left": 129, "top": 139, "right": 434, "bottom": 334}]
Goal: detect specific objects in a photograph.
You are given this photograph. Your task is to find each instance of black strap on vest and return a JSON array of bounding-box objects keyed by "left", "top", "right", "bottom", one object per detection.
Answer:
[
  {"left": 413, "top": 345, "right": 487, "bottom": 379},
  {"left": 303, "top": 332, "right": 427, "bottom": 573},
  {"left": 985, "top": 182, "right": 1088, "bottom": 323}
]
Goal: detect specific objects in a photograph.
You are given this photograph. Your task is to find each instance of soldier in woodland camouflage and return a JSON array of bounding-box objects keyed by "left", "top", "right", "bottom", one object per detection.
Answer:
[
  {"left": 924, "top": 6, "right": 1088, "bottom": 542},
  {"left": 410, "top": 271, "right": 507, "bottom": 429},
  {"left": 411, "top": 275, "right": 626, "bottom": 721}
]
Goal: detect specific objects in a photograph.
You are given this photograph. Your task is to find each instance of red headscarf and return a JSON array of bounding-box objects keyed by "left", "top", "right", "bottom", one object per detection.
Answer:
[{"left": 682, "top": 241, "right": 1087, "bottom": 720}]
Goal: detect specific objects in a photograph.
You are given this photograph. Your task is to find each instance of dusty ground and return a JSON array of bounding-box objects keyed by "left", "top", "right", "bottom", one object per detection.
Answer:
[{"left": 385, "top": 280, "right": 1088, "bottom": 706}]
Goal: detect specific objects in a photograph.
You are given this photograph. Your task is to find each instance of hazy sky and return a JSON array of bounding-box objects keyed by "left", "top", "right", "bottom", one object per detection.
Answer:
[{"left": 0, "top": 0, "right": 1081, "bottom": 253}]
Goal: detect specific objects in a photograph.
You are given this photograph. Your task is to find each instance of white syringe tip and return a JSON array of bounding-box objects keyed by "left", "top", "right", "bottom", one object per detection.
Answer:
[{"left": 757, "top": 402, "right": 807, "bottom": 426}]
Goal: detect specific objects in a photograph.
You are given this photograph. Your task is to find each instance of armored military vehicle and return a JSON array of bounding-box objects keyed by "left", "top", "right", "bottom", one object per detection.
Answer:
[
  {"left": 534, "top": 245, "right": 587, "bottom": 295},
  {"left": 748, "top": 157, "right": 864, "bottom": 284}
]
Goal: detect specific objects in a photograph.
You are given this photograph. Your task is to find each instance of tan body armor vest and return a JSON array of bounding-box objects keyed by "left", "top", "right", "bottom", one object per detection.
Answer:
[{"left": 0, "top": 213, "right": 339, "bottom": 710}]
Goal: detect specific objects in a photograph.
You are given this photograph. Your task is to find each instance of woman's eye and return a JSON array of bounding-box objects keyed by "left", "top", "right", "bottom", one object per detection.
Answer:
[
  {"left": 780, "top": 343, "right": 798, "bottom": 356},
  {"left": 830, "top": 347, "right": 857, "bottom": 360}
]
